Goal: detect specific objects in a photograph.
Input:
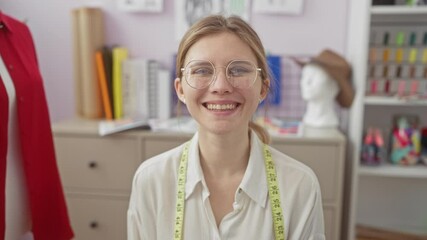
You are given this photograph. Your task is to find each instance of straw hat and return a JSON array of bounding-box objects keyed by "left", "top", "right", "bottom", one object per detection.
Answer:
[{"left": 294, "top": 49, "right": 354, "bottom": 108}]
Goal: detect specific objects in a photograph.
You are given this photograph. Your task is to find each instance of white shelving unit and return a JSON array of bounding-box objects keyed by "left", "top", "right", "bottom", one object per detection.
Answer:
[
  {"left": 346, "top": 2, "right": 427, "bottom": 240},
  {"left": 364, "top": 96, "right": 427, "bottom": 106},
  {"left": 359, "top": 164, "right": 427, "bottom": 178},
  {"left": 371, "top": 5, "right": 427, "bottom": 14}
]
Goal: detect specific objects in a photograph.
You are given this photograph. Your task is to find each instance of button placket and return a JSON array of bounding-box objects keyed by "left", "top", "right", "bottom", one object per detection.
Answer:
[{"left": 233, "top": 188, "right": 243, "bottom": 211}]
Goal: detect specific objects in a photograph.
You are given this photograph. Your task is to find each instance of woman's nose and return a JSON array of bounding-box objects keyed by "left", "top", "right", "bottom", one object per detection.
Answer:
[{"left": 210, "top": 68, "right": 233, "bottom": 93}]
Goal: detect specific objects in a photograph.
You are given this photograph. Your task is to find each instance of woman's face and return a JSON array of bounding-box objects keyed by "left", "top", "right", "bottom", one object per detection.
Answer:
[{"left": 175, "top": 32, "right": 268, "bottom": 135}]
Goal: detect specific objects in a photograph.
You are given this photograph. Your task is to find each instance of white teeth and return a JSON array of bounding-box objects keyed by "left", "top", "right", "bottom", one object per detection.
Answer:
[{"left": 206, "top": 103, "right": 236, "bottom": 110}]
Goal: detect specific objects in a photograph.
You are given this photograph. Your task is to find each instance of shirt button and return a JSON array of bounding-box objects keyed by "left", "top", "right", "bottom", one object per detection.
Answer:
[
  {"left": 238, "top": 188, "right": 242, "bottom": 194},
  {"left": 233, "top": 202, "right": 242, "bottom": 211}
]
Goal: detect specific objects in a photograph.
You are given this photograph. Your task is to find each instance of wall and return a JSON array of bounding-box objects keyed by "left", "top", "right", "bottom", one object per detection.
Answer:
[{"left": 0, "top": 0, "right": 349, "bottom": 122}]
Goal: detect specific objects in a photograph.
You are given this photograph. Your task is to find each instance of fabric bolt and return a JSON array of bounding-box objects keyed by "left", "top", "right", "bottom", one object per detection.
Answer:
[
  {"left": 0, "top": 11, "right": 73, "bottom": 240},
  {"left": 128, "top": 131, "right": 325, "bottom": 240}
]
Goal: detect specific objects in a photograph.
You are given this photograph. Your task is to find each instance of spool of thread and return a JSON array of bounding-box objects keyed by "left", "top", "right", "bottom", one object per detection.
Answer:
[
  {"left": 410, "top": 80, "right": 418, "bottom": 95},
  {"left": 385, "top": 79, "right": 390, "bottom": 94},
  {"left": 369, "top": 48, "right": 377, "bottom": 62},
  {"left": 396, "top": 49, "right": 404, "bottom": 63},
  {"left": 397, "top": 80, "right": 406, "bottom": 96},
  {"left": 371, "top": 80, "right": 378, "bottom": 94},
  {"left": 383, "top": 49, "right": 390, "bottom": 62},
  {"left": 410, "top": 65, "right": 416, "bottom": 78},
  {"left": 370, "top": 65, "right": 376, "bottom": 77},
  {"left": 410, "top": 32, "right": 416, "bottom": 46},
  {"left": 422, "top": 32, "right": 427, "bottom": 63},
  {"left": 383, "top": 65, "right": 388, "bottom": 77},
  {"left": 396, "top": 31, "right": 405, "bottom": 47},
  {"left": 396, "top": 65, "right": 402, "bottom": 78},
  {"left": 409, "top": 49, "right": 417, "bottom": 64},
  {"left": 383, "top": 32, "right": 389, "bottom": 46},
  {"left": 422, "top": 49, "right": 427, "bottom": 63}
]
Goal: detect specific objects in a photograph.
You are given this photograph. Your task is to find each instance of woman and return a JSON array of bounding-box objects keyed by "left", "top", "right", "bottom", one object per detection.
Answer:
[{"left": 128, "top": 15, "right": 325, "bottom": 240}]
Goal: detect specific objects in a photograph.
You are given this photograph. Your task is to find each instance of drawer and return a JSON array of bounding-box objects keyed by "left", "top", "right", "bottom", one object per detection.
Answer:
[
  {"left": 66, "top": 195, "right": 127, "bottom": 240},
  {"left": 54, "top": 136, "right": 138, "bottom": 191},
  {"left": 271, "top": 143, "right": 342, "bottom": 202},
  {"left": 143, "top": 137, "right": 190, "bottom": 159}
]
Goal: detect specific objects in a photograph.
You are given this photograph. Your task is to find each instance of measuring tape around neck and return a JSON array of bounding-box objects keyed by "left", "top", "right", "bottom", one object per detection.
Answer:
[{"left": 173, "top": 142, "right": 285, "bottom": 240}]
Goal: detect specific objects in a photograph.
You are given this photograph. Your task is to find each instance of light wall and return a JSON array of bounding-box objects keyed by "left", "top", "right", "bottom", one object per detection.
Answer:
[{"left": 0, "top": 0, "right": 349, "bottom": 122}]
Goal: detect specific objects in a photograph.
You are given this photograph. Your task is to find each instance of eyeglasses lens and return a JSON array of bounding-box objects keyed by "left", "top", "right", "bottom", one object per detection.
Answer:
[{"left": 184, "top": 60, "right": 258, "bottom": 89}]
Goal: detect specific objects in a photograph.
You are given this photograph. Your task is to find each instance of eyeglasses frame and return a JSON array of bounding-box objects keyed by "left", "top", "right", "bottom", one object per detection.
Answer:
[{"left": 180, "top": 59, "right": 262, "bottom": 89}]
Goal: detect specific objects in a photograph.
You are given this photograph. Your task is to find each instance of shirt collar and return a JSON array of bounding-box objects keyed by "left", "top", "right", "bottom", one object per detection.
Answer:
[
  {"left": 0, "top": 11, "right": 15, "bottom": 32},
  {"left": 184, "top": 131, "right": 268, "bottom": 208}
]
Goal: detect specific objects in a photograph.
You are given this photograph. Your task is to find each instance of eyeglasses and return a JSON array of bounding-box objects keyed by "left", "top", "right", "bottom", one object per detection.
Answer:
[{"left": 181, "top": 60, "right": 261, "bottom": 89}]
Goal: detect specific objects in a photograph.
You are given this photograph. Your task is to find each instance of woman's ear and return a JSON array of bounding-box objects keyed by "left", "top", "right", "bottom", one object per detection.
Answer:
[
  {"left": 260, "top": 78, "right": 270, "bottom": 101},
  {"left": 174, "top": 78, "right": 185, "bottom": 103}
]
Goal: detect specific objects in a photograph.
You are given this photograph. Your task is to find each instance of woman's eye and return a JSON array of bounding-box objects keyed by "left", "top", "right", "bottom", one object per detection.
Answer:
[
  {"left": 192, "top": 67, "right": 213, "bottom": 75},
  {"left": 229, "top": 67, "right": 249, "bottom": 76}
]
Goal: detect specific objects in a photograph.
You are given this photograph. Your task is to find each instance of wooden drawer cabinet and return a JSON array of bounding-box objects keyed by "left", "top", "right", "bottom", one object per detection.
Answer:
[
  {"left": 271, "top": 143, "right": 343, "bottom": 202},
  {"left": 66, "top": 195, "right": 128, "bottom": 240},
  {"left": 271, "top": 130, "right": 345, "bottom": 240},
  {"left": 53, "top": 120, "right": 345, "bottom": 240},
  {"left": 55, "top": 136, "right": 139, "bottom": 192}
]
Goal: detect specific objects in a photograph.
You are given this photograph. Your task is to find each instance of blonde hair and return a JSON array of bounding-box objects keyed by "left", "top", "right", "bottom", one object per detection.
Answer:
[{"left": 176, "top": 15, "right": 271, "bottom": 144}]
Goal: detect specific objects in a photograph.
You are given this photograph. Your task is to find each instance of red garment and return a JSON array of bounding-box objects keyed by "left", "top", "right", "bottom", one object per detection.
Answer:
[{"left": 0, "top": 11, "right": 73, "bottom": 239}]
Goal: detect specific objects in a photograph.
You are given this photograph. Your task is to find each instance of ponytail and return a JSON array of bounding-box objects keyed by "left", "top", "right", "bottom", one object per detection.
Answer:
[{"left": 249, "top": 121, "right": 270, "bottom": 144}]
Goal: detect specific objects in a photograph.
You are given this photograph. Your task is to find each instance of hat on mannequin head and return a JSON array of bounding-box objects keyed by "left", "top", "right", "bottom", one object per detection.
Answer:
[{"left": 293, "top": 49, "right": 354, "bottom": 108}]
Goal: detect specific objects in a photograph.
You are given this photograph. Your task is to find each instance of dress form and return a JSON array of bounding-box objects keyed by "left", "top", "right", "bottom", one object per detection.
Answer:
[
  {"left": 300, "top": 64, "right": 339, "bottom": 128},
  {"left": 0, "top": 53, "right": 33, "bottom": 239}
]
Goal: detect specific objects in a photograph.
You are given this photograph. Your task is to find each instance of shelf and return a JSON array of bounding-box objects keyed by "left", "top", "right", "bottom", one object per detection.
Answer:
[
  {"left": 371, "top": 5, "right": 427, "bottom": 15},
  {"left": 364, "top": 96, "right": 427, "bottom": 106},
  {"left": 359, "top": 164, "right": 427, "bottom": 178}
]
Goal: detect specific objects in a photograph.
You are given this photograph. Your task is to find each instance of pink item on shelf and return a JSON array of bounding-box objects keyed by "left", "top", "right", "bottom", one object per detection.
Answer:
[
  {"left": 364, "top": 128, "right": 373, "bottom": 145},
  {"left": 374, "top": 128, "right": 384, "bottom": 147},
  {"left": 397, "top": 80, "right": 406, "bottom": 96},
  {"left": 410, "top": 80, "right": 418, "bottom": 95},
  {"left": 370, "top": 80, "right": 378, "bottom": 94}
]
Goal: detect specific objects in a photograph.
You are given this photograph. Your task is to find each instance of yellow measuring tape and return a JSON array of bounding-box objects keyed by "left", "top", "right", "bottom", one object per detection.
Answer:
[
  {"left": 263, "top": 144, "right": 286, "bottom": 240},
  {"left": 173, "top": 142, "right": 285, "bottom": 240}
]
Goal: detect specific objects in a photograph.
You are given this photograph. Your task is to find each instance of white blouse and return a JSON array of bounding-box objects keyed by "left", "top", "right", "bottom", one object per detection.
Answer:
[
  {"left": 128, "top": 131, "right": 325, "bottom": 240},
  {"left": 0, "top": 53, "right": 32, "bottom": 239}
]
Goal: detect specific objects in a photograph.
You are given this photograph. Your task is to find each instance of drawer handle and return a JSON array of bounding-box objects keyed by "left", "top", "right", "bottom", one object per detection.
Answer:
[
  {"left": 88, "top": 161, "right": 98, "bottom": 169},
  {"left": 90, "top": 221, "right": 98, "bottom": 229}
]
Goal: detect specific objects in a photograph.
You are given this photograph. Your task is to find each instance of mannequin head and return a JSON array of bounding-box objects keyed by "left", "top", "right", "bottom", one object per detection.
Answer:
[
  {"left": 300, "top": 63, "right": 340, "bottom": 128},
  {"left": 294, "top": 49, "right": 354, "bottom": 108},
  {"left": 295, "top": 49, "right": 353, "bottom": 128},
  {"left": 300, "top": 63, "right": 339, "bottom": 102}
]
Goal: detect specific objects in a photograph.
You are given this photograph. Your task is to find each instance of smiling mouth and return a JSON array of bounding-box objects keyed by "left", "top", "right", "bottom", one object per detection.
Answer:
[{"left": 205, "top": 103, "right": 238, "bottom": 111}]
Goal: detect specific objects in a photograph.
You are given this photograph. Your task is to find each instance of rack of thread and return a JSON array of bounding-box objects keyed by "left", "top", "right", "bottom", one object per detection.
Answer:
[{"left": 367, "top": 18, "right": 427, "bottom": 100}]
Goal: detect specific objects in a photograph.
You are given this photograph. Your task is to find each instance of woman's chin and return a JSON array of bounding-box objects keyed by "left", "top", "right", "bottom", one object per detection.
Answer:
[{"left": 200, "top": 121, "right": 239, "bottom": 135}]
